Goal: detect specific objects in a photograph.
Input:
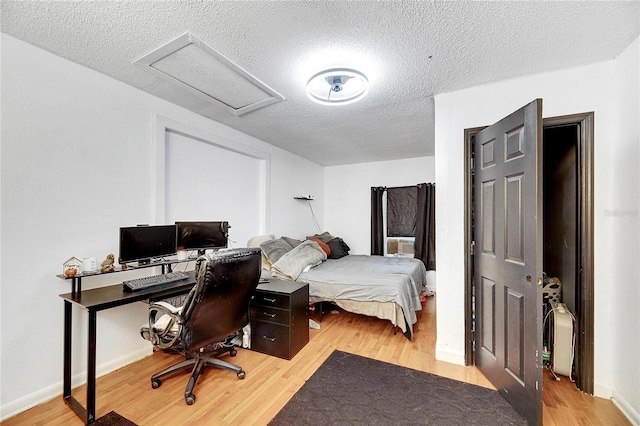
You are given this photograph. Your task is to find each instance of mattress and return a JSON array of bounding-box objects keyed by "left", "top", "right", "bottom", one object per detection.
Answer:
[{"left": 299, "top": 255, "right": 427, "bottom": 339}]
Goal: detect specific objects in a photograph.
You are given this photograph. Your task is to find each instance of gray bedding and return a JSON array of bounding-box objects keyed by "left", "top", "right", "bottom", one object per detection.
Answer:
[
  {"left": 271, "top": 240, "right": 326, "bottom": 280},
  {"left": 297, "top": 255, "right": 427, "bottom": 339}
]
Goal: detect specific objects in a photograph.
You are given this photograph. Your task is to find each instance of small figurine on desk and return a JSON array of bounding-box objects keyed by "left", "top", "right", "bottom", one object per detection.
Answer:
[
  {"left": 63, "top": 256, "right": 83, "bottom": 277},
  {"left": 100, "top": 254, "right": 115, "bottom": 273}
]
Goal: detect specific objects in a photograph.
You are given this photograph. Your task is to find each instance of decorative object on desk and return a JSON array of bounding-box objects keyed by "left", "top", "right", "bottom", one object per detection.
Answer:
[
  {"left": 177, "top": 249, "right": 187, "bottom": 261},
  {"left": 101, "top": 254, "right": 115, "bottom": 273},
  {"left": 82, "top": 257, "right": 98, "bottom": 273},
  {"left": 63, "top": 256, "right": 83, "bottom": 277}
]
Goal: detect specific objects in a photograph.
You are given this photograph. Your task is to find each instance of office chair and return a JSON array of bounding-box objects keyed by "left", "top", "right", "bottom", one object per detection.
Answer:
[{"left": 140, "top": 247, "right": 262, "bottom": 405}]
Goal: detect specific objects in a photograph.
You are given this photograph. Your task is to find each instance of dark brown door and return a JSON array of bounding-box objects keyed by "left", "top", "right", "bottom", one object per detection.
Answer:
[{"left": 474, "top": 99, "right": 543, "bottom": 425}]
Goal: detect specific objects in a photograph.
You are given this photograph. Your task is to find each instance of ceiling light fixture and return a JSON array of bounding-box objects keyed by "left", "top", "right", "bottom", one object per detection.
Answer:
[{"left": 306, "top": 68, "right": 369, "bottom": 106}]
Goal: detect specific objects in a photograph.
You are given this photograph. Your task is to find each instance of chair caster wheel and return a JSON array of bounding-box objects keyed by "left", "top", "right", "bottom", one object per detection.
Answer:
[
  {"left": 151, "top": 379, "right": 161, "bottom": 389},
  {"left": 237, "top": 370, "right": 245, "bottom": 380},
  {"left": 185, "top": 394, "right": 196, "bottom": 405},
  {"left": 230, "top": 348, "right": 237, "bottom": 356}
]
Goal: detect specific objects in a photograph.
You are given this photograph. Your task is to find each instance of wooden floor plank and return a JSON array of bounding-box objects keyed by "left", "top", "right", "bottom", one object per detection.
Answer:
[{"left": 1, "top": 296, "right": 630, "bottom": 425}]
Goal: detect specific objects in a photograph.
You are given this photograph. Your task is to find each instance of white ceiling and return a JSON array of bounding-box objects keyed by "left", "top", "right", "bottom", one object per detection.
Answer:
[{"left": 2, "top": 1, "right": 638, "bottom": 166}]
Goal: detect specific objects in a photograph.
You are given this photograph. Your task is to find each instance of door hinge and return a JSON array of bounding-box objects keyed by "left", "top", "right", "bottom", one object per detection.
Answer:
[
  {"left": 471, "top": 157, "right": 475, "bottom": 172},
  {"left": 470, "top": 240, "right": 476, "bottom": 255}
]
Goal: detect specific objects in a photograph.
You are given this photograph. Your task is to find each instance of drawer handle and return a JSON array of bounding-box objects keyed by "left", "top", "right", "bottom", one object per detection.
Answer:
[
  {"left": 262, "top": 335, "right": 276, "bottom": 342},
  {"left": 263, "top": 312, "right": 276, "bottom": 318},
  {"left": 263, "top": 297, "right": 276, "bottom": 303}
]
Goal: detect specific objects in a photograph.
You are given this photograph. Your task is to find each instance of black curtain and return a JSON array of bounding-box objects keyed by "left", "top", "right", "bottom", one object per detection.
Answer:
[
  {"left": 415, "top": 183, "right": 436, "bottom": 270},
  {"left": 370, "top": 186, "right": 385, "bottom": 255},
  {"left": 387, "top": 186, "right": 418, "bottom": 237}
]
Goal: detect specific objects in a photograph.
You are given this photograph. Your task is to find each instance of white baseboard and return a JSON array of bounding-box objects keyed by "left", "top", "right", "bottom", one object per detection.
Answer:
[
  {"left": 594, "top": 382, "right": 613, "bottom": 399},
  {"left": 435, "top": 346, "right": 466, "bottom": 366},
  {"left": 612, "top": 388, "right": 640, "bottom": 426},
  {"left": 95, "top": 347, "right": 151, "bottom": 382},
  {"left": 0, "top": 347, "right": 151, "bottom": 422},
  {"left": 0, "top": 380, "right": 61, "bottom": 422}
]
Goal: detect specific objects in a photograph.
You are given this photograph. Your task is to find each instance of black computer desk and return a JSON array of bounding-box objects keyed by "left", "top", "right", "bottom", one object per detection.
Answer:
[{"left": 59, "top": 268, "right": 196, "bottom": 425}]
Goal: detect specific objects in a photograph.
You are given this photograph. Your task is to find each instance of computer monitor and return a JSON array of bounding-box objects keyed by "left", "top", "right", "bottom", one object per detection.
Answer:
[
  {"left": 118, "top": 225, "right": 177, "bottom": 265},
  {"left": 175, "top": 221, "right": 229, "bottom": 255}
]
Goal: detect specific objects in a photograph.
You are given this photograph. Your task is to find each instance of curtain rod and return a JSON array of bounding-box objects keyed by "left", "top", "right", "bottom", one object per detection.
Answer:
[{"left": 373, "top": 183, "right": 434, "bottom": 192}]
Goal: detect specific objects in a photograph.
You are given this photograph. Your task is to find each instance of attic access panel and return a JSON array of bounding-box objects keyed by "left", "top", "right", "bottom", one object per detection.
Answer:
[{"left": 134, "top": 32, "right": 284, "bottom": 116}]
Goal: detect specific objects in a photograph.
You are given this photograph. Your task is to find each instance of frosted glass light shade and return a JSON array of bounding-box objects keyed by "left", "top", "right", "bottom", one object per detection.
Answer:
[{"left": 306, "top": 68, "right": 369, "bottom": 106}]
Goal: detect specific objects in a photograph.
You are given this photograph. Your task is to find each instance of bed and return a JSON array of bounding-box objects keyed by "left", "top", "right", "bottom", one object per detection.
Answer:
[{"left": 251, "top": 233, "right": 427, "bottom": 340}]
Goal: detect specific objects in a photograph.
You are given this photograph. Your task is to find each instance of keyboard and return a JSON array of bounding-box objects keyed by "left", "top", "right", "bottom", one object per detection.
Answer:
[{"left": 123, "top": 271, "right": 190, "bottom": 292}]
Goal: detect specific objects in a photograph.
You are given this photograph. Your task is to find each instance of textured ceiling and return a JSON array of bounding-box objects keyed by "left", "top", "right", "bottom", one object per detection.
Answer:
[{"left": 2, "top": 1, "right": 638, "bottom": 166}]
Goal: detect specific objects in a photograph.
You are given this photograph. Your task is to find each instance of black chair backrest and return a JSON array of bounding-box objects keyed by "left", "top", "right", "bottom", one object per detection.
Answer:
[{"left": 181, "top": 248, "right": 262, "bottom": 351}]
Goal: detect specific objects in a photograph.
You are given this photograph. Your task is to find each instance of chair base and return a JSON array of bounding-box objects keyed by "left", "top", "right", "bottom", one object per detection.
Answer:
[{"left": 151, "top": 347, "right": 245, "bottom": 405}]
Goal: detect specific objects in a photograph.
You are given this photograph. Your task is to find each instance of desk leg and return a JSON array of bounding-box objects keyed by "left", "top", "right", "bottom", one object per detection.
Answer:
[
  {"left": 63, "top": 301, "right": 72, "bottom": 400},
  {"left": 62, "top": 302, "right": 97, "bottom": 425},
  {"left": 87, "top": 310, "right": 97, "bottom": 424}
]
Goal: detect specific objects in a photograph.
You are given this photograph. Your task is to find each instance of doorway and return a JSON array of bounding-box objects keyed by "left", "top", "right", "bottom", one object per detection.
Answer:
[{"left": 464, "top": 112, "right": 594, "bottom": 395}]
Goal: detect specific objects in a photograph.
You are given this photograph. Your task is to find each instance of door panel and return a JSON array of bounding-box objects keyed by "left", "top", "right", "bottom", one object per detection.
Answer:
[
  {"left": 474, "top": 99, "right": 543, "bottom": 425},
  {"left": 505, "top": 289, "right": 524, "bottom": 382},
  {"left": 480, "top": 277, "right": 496, "bottom": 355},
  {"left": 505, "top": 174, "right": 524, "bottom": 263}
]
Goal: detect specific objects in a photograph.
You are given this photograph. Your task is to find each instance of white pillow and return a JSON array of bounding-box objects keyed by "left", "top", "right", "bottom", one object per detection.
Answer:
[
  {"left": 247, "top": 234, "right": 276, "bottom": 270},
  {"left": 247, "top": 234, "right": 275, "bottom": 247}
]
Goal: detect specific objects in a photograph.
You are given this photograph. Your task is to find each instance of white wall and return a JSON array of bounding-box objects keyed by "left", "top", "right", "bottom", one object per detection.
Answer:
[
  {"left": 0, "top": 34, "right": 324, "bottom": 419},
  {"left": 324, "top": 157, "right": 436, "bottom": 292},
  {"left": 610, "top": 36, "right": 639, "bottom": 423},
  {"left": 434, "top": 36, "right": 639, "bottom": 422},
  {"left": 163, "top": 128, "right": 267, "bottom": 246},
  {"left": 324, "top": 156, "right": 435, "bottom": 254}
]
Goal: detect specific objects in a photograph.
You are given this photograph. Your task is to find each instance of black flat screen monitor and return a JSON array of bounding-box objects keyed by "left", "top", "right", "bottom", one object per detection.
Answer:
[
  {"left": 119, "top": 225, "right": 177, "bottom": 265},
  {"left": 176, "top": 221, "right": 229, "bottom": 254}
]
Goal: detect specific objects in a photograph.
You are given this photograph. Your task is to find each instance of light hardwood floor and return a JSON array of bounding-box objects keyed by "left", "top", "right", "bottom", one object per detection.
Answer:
[{"left": 2, "top": 296, "right": 630, "bottom": 425}]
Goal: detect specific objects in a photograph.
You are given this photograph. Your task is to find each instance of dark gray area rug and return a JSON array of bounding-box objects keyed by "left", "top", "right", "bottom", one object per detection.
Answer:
[
  {"left": 93, "top": 411, "right": 137, "bottom": 426},
  {"left": 269, "top": 350, "right": 527, "bottom": 425}
]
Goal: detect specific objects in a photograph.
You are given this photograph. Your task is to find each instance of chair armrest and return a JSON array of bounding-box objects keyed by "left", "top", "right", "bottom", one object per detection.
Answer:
[
  {"left": 148, "top": 302, "right": 184, "bottom": 349},
  {"left": 150, "top": 301, "right": 183, "bottom": 315}
]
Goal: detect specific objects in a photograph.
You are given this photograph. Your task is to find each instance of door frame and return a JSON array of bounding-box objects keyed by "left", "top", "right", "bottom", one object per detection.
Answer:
[{"left": 464, "top": 112, "right": 594, "bottom": 394}]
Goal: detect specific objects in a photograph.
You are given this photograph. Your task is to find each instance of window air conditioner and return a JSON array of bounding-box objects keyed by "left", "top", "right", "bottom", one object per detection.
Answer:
[{"left": 397, "top": 240, "right": 415, "bottom": 256}]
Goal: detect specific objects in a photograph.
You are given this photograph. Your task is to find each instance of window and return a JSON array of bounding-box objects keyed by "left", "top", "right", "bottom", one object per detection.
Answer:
[{"left": 385, "top": 186, "right": 417, "bottom": 256}]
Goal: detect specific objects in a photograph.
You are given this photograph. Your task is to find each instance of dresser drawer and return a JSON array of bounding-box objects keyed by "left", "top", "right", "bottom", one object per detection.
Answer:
[
  {"left": 250, "top": 305, "right": 289, "bottom": 326},
  {"left": 252, "top": 291, "right": 290, "bottom": 309},
  {"left": 250, "top": 321, "right": 290, "bottom": 359},
  {"left": 250, "top": 280, "right": 309, "bottom": 360}
]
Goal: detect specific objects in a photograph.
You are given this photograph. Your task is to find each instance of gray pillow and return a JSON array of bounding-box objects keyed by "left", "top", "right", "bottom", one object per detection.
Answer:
[
  {"left": 282, "top": 236, "right": 303, "bottom": 248},
  {"left": 306, "top": 231, "right": 333, "bottom": 243},
  {"left": 327, "top": 237, "right": 351, "bottom": 259},
  {"left": 260, "top": 238, "right": 294, "bottom": 264}
]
